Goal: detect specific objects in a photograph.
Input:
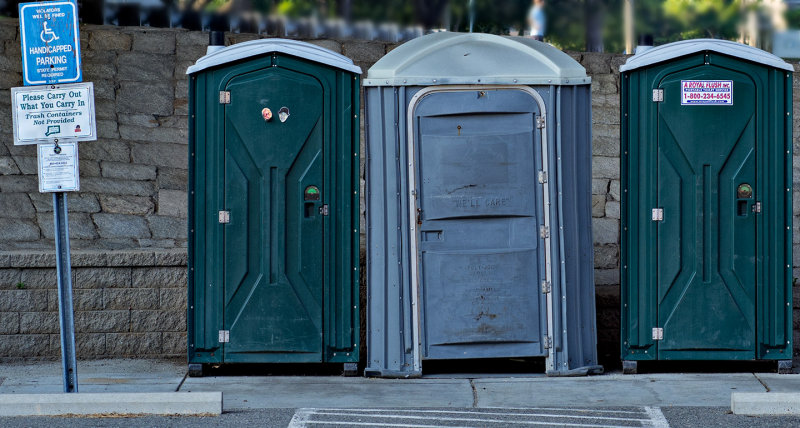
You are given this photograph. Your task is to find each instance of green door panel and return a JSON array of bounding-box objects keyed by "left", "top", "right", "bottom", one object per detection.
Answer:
[
  {"left": 656, "top": 66, "right": 756, "bottom": 359},
  {"left": 223, "top": 66, "right": 324, "bottom": 362}
]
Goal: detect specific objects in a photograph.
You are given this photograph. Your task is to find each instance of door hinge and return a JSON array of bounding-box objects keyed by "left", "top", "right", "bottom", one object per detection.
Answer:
[
  {"left": 652, "top": 327, "right": 663, "bottom": 341},
  {"left": 319, "top": 204, "right": 329, "bottom": 216},
  {"left": 652, "top": 208, "right": 664, "bottom": 221},
  {"left": 218, "top": 330, "right": 230, "bottom": 343},
  {"left": 652, "top": 89, "right": 664, "bottom": 102},
  {"left": 541, "top": 280, "right": 551, "bottom": 294},
  {"left": 538, "top": 171, "right": 548, "bottom": 184},
  {"left": 540, "top": 225, "right": 549, "bottom": 239},
  {"left": 218, "top": 210, "right": 230, "bottom": 224},
  {"left": 752, "top": 201, "right": 762, "bottom": 213},
  {"left": 536, "top": 115, "right": 546, "bottom": 129},
  {"left": 219, "top": 91, "right": 231, "bottom": 104},
  {"left": 544, "top": 336, "right": 552, "bottom": 349}
]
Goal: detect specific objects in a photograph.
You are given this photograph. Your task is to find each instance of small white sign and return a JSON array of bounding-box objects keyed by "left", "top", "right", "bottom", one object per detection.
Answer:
[
  {"left": 11, "top": 82, "right": 97, "bottom": 145},
  {"left": 38, "top": 142, "right": 79, "bottom": 192},
  {"left": 681, "top": 80, "right": 733, "bottom": 105}
]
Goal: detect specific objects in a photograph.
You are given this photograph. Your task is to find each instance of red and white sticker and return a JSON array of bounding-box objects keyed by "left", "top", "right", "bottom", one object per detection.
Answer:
[{"left": 681, "top": 80, "right": 732, "bottom": 105}]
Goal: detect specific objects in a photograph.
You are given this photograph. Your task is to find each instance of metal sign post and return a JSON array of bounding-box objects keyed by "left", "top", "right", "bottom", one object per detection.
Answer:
[{"left": 15, "top": 0, "right": 88, "bottom": 393}]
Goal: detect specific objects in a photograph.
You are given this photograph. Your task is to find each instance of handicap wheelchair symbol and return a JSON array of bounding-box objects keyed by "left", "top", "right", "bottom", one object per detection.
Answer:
[{"left": 40, "top": 21, "right": 59, "bottom": 43}]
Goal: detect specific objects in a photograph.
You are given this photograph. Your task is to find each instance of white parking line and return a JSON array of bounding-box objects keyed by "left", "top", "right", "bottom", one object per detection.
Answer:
[{"left": 289, "top": 407, "right": 670, "bottom": 428}]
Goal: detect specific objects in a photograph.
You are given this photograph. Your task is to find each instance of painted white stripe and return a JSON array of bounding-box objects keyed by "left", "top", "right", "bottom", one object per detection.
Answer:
[
  {"left": 307, "top": 412, "right": 638, "bottom": 428},
  {"left": 287, "top": 408, "right": 313, "bottom": 428},
  {"left": 481, "top": 407, "right": 647, "bottom": 415},
  {"left": 316, "top": 407, "right": 648, "bottom": 416},
  {"left": 311, "top": 409, "right": 649, "bottom": 422},
  {"left": 644, "top": 407, "right": 670, "bottom": 428},
  {"left": 305, "top": 422, "right": 474, "bottom": 428}
]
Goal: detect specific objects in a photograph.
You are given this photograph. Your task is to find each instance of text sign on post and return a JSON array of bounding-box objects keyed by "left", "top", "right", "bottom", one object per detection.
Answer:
[
  {"left": 38, "top": 142, "right": 79, "bottom": 192},
  {"left": 11, "top": 82, "right": 97, "bottom": 145},
  {"left": 19, "top": 0, "right": 82, "bottom": 86}
]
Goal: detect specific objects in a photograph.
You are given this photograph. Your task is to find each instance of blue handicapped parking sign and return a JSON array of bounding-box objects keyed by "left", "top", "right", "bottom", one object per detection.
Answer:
[{"left": 19, "top": 0, "right": 82, "bottom": 86}]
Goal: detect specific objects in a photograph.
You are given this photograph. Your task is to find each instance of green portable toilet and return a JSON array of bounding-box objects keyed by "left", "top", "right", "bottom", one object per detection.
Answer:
[
  {"left": 620, "top": 39, "right": 793, "bottom": 373},
  {"left": 186, "top": 39, "right": 361, "bottom": 375}
]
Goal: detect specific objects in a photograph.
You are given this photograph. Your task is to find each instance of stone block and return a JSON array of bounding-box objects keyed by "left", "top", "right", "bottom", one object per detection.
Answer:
[
  {"left": 99, "top": 195, "right": 155, "bottom": 215},
  {"left": 37, "top": 213, "right": 98, "bottom": 240},
  {"left": 131, "top": 142, "right": 188, "bottom": 168},
  {"left": 81, "top": 178, "right": 155, "bottom": 196},
  {"left": 154, "top": 249, "right": 188, "bottom": 266},
  {"left": 118, "top": 81, "right": 174, "bottom": 115},
  {"left": 0, "top": 268, "right": 22, "bottom": 289},
  {"left": 19, "top": 311, "right": 59, "bottom": 334},
  {"left": 0, "top": 156, "right": 20, "bottom": 174},
  {"left": 11, "top": 156, "right": 37, "bottom": 174},
  {"left": 593, "top": 217, "right": 619, "bottom": 245},
  {"left": 130, "top": 310, "right": 186, "bottom": 332},
  {"left": 594, "top": 284, "right": 620, "bottom": 307},
  {"left": 97, "top": 119, "right": 120, "bottom": 140},
  {"left": 73, "top": 289, "right": 104, "bottom": 311},
  {"left": 609, "top": 180, "right": 621, "bottom": 201},
  {"left": 606, "top": 201, "right": 621, "bottom": 219},
  {"left": 91, "top": 79, "right": 117, "bottom": 101},
  {"left": 306, "top": 39, "right": 342, "bottom": 54},
  {"left": 105, "top": 332, "right": 162, "bottom": 356},
  {"left": 74, "top": 267, "right": 132, "bottom": 289},
  {"left": 0, "top": 193, "right": 34, "bottom": 217},
  {"left": 174, "top": 61, "right": 195, "bottom": 79},
  {"left": 107, "top": 251, "right": 155, "bottom": 266},
  {"left": 594, "top": 268, "right": 620, "bottom": 286},
  {"left": 79, "top": 140, "right": 131, "bottom": 162},
  {"left": 343, "top": 41, "right": 385, "bottom": 63},
  {"left": 28, "top": 193, "right": 101, "bottom": 213},
  {"left": 157, "top": 190, "right": 187, "bottom": 217},
  {"left": 70, "top": 251, "right": 109, "bottom": 267},
  {"left": 19, "top": 268, "right": 57, "bottom": 289},
  {"left": 89, "top": 30, "right": 132, "bottom": 51},
  {"left": 120, "top": 125, "right": 187, "bottom": 144},
  {"left": 0, "top": 290, "right": 48, "bottom": 311},
  {"left": 592, "top": 156, "right": 620, "bottom": 179},
  {"left": 148, "top": 215, "right": 187, "bottom": 239},
  {"left": 0, "top": 71, "right": 22, "bottom": 88},
  {"left": 0, "top": 175, "right": 37, "bottom": 192},
  {"left": 5, "top": 252, "right": 55, "bottom": 268},
  {"left": 51, "top": 332, "right": 107, "bottom": 356},
  {"left": 176, "top": 32, "right": 209, "bottom": 62},
  {"left": 100, "top": 161, "right": 158, "bottom": 181},
  {"left": 159, "top": 288, "right": 187, "bottom": 310},
  {"left": 104, "top": 288, "right": 159, "bottom": 309},
  {"left": 591, "top": 195, "right": 606, "bottom": 217},
  {"left": 157, "top": 167, "right": 188, "bottom": 191},
  {"left": 139, "top": 239, "right": 178, "bottom": 248},
  {"left": 75, "top": 310, "right": 130, "bottom": 333},
  {"left": 95, "top": 99, "right": 117, "bottom": 120},
  {"left": 132, "top": 267, "right": 187, "bottom": 288},
  {"left": 0, "top": 312, "right": 19, "bottom": 334},
  {"left": 592, "top": 179, "right": 609, "bottom": 195},
  {"left": 133, "top": 31, "right": 177, "bottom": 54},
  {"left": 118, "top": 52, "right": 176, "bottom": 81},
  {"left": 80, "top": 159, "right": 102, "bottom": 177},
  {"left": 174, "top": 98, "right": 188, "bottom": 116},
  {"left": 594, "top": 245, "right": 618, "bottom": 269},
  {"left": 0, "top": 219, "right": 40, "bottom": 241},
  {"left": 162, "top": 331, "right": 186, "bottom": 355},
  {"left": 0, "top": 334, "right": 49, "bottom": 357},
  {"left": 590, "top": 74, "right": 618, "bottom": 95}
]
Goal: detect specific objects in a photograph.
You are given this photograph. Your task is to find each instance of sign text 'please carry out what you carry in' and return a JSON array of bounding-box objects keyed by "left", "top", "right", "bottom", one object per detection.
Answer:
[{"left": 681, "top": 80, "right": 733, "bottom": 105}]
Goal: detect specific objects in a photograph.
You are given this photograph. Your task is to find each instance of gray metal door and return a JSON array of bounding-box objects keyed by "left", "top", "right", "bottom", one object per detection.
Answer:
[{"left": 412, "top": 88, "right": 548, "bottom": 360}]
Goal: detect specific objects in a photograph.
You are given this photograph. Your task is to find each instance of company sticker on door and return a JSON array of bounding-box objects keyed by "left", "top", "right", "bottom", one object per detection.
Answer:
[{"left": 681, "top": 80, "right": 733, "bottom": 105}]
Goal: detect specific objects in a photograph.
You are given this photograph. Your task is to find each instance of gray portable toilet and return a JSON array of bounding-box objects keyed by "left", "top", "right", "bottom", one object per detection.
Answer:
[{"left": 364, "top": 32, "right": 601, "bottom": 377}]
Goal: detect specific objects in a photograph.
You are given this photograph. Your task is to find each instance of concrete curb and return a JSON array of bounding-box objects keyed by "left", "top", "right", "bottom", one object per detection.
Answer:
[
  {"left": 732, "top": 392, "right": 800, "bottom": 415},
  {"left": 0, "top": 392, "right": 223, "bottom": 416}
]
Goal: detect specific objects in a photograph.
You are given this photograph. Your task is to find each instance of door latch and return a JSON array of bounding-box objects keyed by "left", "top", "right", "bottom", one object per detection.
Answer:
[{"left": 652, "top": 208, "right": 664, "bottom": 221}]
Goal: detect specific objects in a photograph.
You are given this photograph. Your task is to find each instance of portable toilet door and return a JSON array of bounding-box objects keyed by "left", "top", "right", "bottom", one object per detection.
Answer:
[
  {"left": 620, "top": 40, "right": 793, "bottom": 373},
  {"left": 186, "top": 39, "right": 361, "bottom": 374},
  {"left": 364, "top": 32, "right": 600, "bottom": 377}
]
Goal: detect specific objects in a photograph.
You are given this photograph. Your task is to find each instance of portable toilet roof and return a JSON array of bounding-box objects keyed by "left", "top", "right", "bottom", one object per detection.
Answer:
[
  {"left": 364, "top": 32, "right": 589, "bottom": 86},
  {"left": 620, "top": 38, "right": 792, "bottom": 72},
  {"left": 186, "top": 38, "right": 362, "bottom": 75}
]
